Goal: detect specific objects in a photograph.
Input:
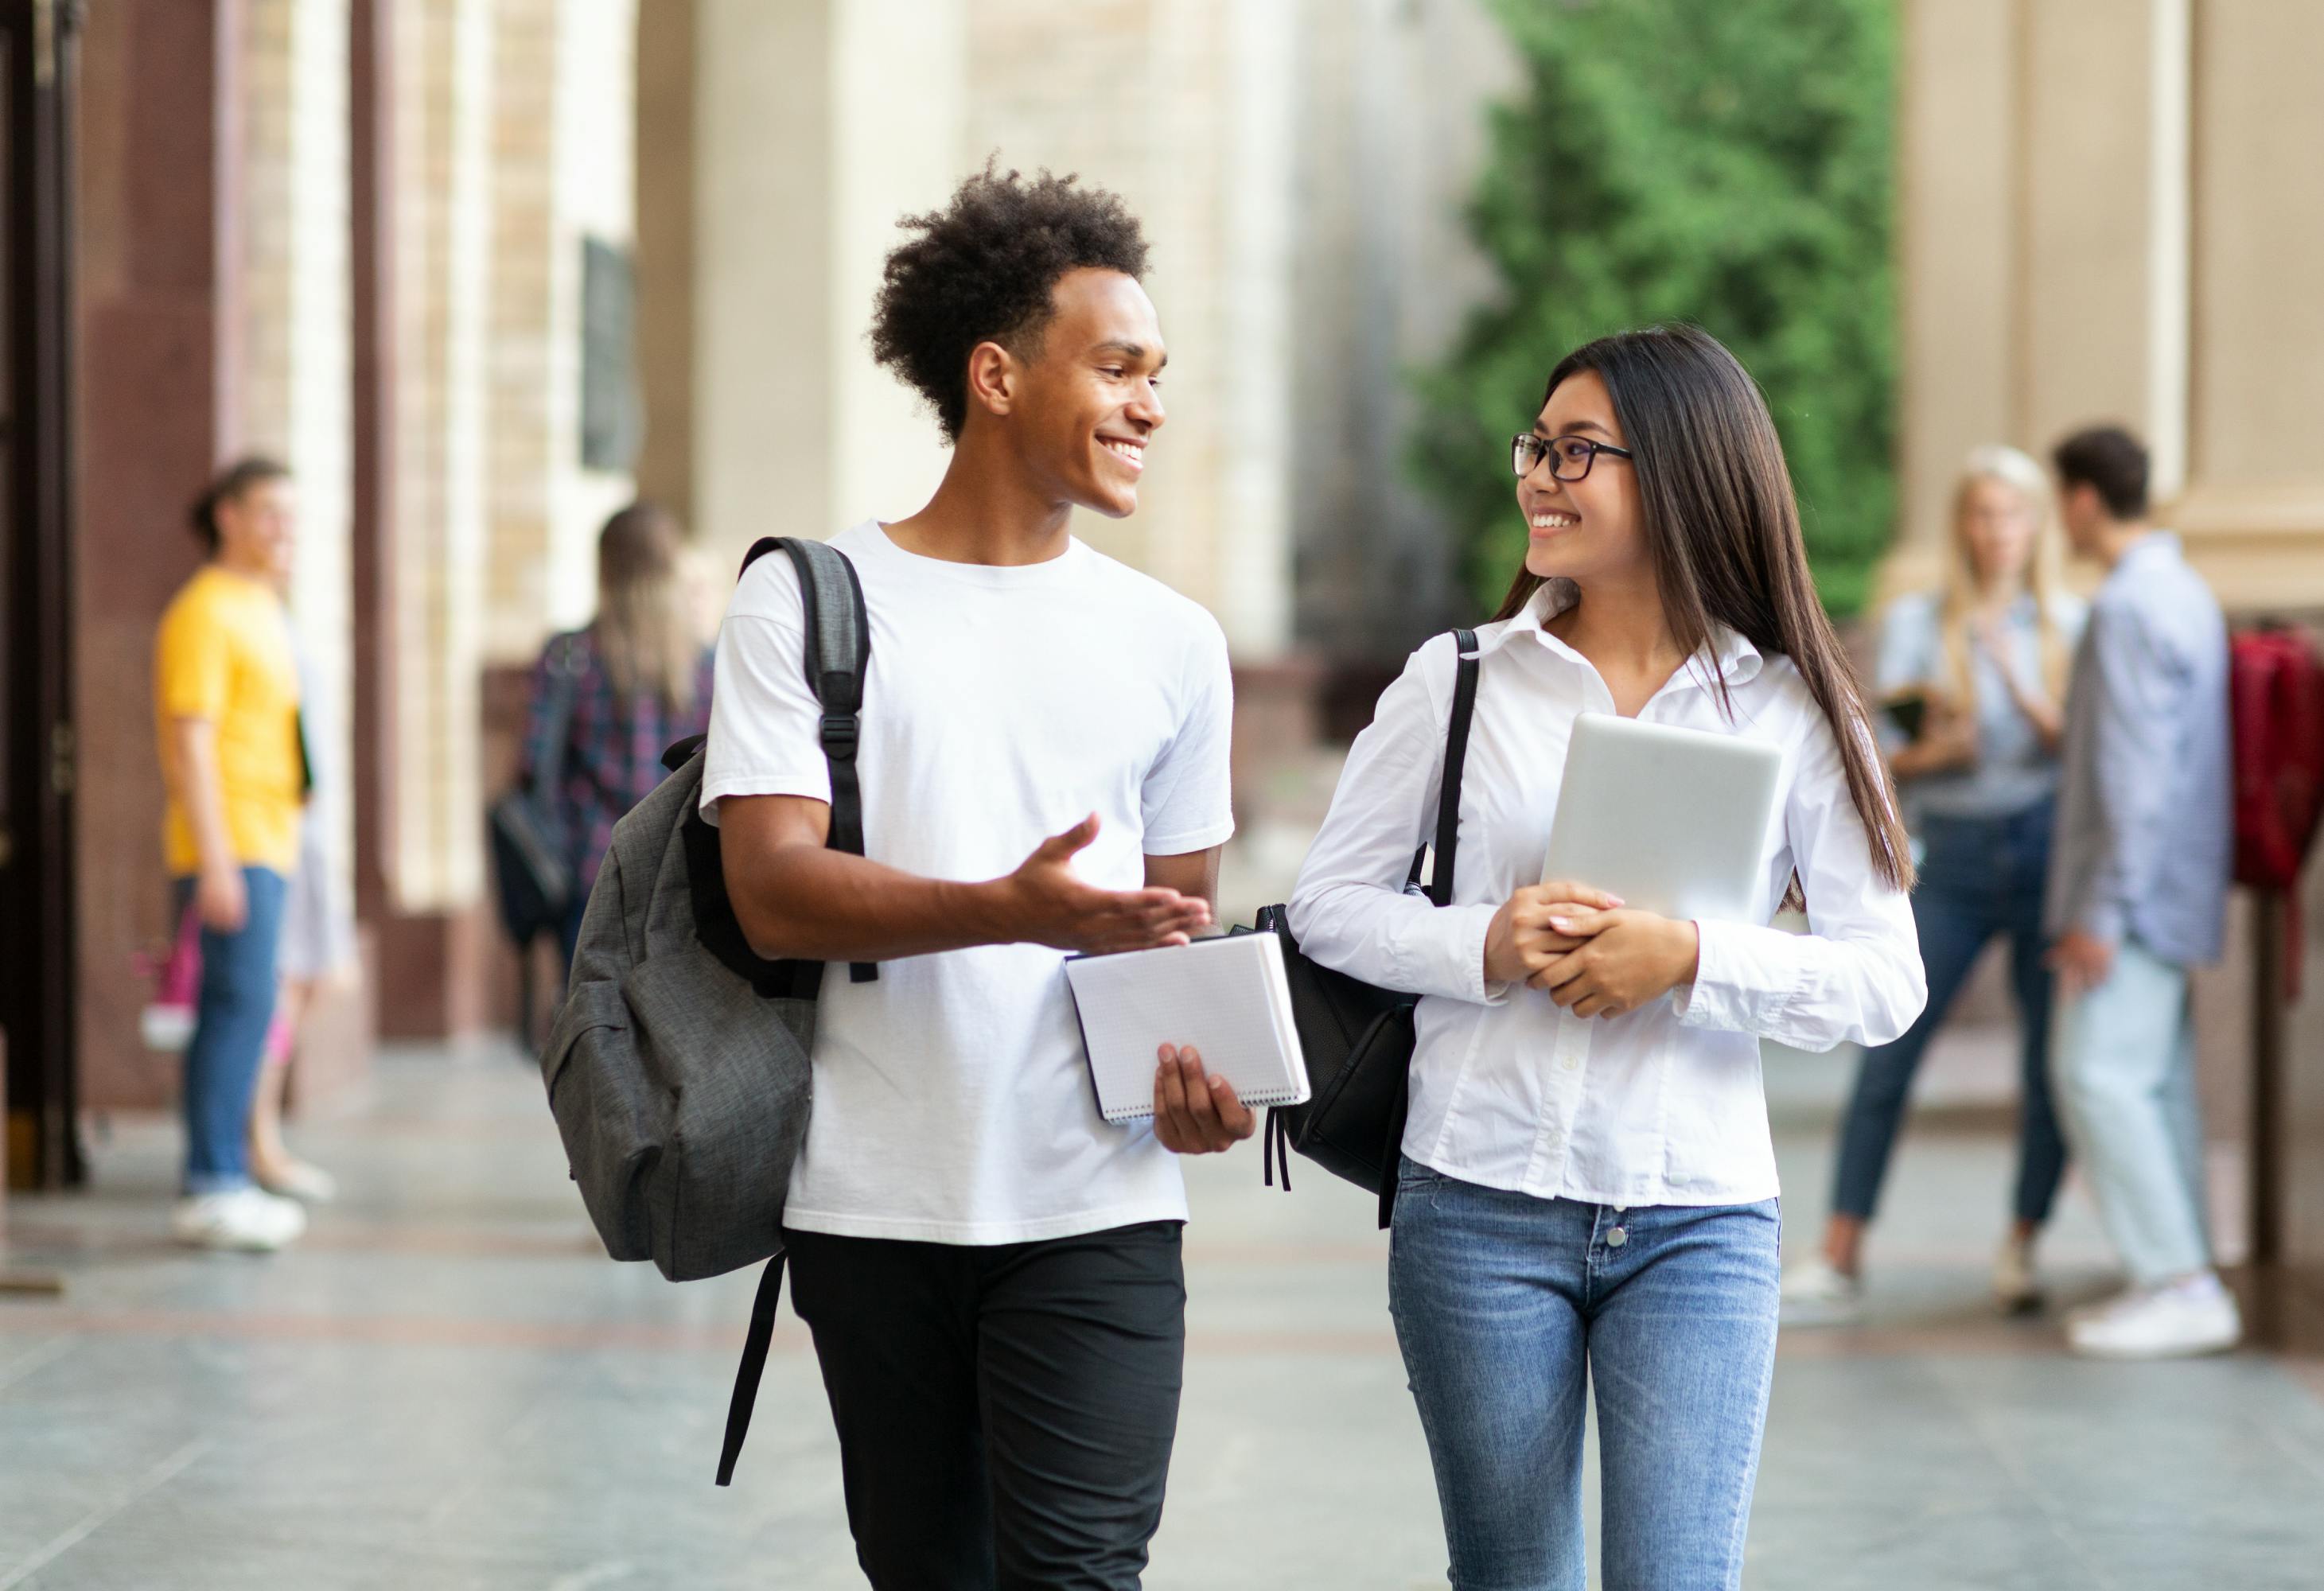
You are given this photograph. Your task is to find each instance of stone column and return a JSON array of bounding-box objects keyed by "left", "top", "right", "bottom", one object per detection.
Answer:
[
  {"left": 373, "top": 0, "right": 495, "bottom": 1035},
  {"left": 233, "top": 0, "right": 370, "bottom": 1101},
  {"left": 632, "top": 0, "right": 695, "bottom": 526},
  {"left": 73, "top": 0, "right": 243, "bottom": 1111},
  {"left": 684, "top": 0, "right": 963, "bottom": 573}
]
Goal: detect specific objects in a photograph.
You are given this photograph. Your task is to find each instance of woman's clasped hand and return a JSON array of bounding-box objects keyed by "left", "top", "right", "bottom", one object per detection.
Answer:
[{"left": 1485, "top": 879, "right": 1699, "bottom": 1019}]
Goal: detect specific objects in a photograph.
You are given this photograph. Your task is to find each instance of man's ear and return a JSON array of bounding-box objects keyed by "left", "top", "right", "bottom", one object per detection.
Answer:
[{"left": 965, "top": 340, "right": 1018, "bottom": 422}]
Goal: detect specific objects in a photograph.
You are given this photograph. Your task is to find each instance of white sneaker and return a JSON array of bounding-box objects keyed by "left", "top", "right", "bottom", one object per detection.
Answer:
[
  {"left": 1781, "top": 1256, "right": 1864, "bottom": 1325},
  {"left": 2065, "top": 1273, "right": 2240, "bottom": 1359},
  {"left": 1992, "top": 1234, "right": 2041, "bottom": 1314},
  {"left": 172, "top": 1188, "right": 307, "bottom": 1252},
  {"left": 2064, "top": 1286, "right": 2136, "bottom": 1328}
]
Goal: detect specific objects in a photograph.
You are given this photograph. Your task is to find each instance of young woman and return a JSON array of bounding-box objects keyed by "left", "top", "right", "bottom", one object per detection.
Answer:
[
  {"left": 250, "top": 534, "right": 356, "bottom": 1205},
  {"left": 517, "top": 501, "right": 715, "bottom": 974},
  {"left": 1288, "top": 325, "right": 1925, "bottom": 1589},
  {"left": 1785, "top": 446, "right": 2085, "bottom": 1324},
  {"left": 157, "top": 457, "right": 310, "bottom": 1251}
]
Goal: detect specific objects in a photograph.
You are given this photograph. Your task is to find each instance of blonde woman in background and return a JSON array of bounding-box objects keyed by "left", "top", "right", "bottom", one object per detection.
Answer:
[
  {"left": 1785, "top": 445, "right": 2086, "bottom": 1322},
  {"left": 518, "top": 502, "right": 716, "bottom": 973}
]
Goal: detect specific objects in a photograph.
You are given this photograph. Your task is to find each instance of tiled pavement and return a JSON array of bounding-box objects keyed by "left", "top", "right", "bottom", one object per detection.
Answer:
[{"left": 3, "top": 1037, "right": 2322, "bottom": 1590}]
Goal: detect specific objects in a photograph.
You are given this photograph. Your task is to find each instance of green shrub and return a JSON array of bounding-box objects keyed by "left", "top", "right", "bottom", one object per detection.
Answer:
[{"left": 1413, "top": 0, "right": 1896, "bottom": 617}]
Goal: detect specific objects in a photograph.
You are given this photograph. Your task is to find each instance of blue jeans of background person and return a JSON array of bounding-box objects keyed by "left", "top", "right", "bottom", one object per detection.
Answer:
[
  {"left": 1388, "top": 1157, "right": 1781, "bottom": 1591},
  {"left": 1830, "top": 799, "right": 2066, "bottom": 1227},
  {"left": 2050, "top": 938, "right": 2213, "bottom": 1286},
  {"left": 173, "top": 867, "right": 288, "bottom": 1195}
]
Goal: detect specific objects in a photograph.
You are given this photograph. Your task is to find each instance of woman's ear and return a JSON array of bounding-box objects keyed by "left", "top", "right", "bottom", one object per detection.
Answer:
[{"left": 965, "top": 340, "right": 1018, "bottom": 421}]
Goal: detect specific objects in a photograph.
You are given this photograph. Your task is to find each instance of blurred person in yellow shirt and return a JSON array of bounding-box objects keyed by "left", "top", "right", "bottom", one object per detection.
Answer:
[{"left": 154, "top": 457, "right": 309, "bottom": 1251}]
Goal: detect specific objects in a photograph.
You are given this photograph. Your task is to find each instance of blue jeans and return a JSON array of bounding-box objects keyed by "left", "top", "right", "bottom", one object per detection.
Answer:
[
  {"left": 1388, "top": 1157, "right": 1781, "bottom": 1591},
  {"left": 2050, "top": 938, "right": 2212, "bottom": 1285},
  {"left": 173, "top": 867, "right": 289, "bottom": 1195},
  {"left": 1831, "top": 800, "right": 2067, "bottom": 1226}
]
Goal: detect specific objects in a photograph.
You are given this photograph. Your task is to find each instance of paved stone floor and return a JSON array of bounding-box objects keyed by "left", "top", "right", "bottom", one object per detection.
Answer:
[{"left": 4, "top": 1037, "right": 2323, "bottom": 1589}]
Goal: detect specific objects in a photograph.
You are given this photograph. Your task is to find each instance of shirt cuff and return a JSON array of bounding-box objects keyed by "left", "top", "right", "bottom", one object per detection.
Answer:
[
  {"left": 1672, "top": 919, "right": 1802, "bottom": 1036},
  {"left": 1400, "top": 901, "right": 1502, "bottom": 1006},
  {"left": 697, "top": 772, "right": 832, "bottom": 824},
  {"left": 1142, "top": 818, "right": 1236, "bottom": 856}
]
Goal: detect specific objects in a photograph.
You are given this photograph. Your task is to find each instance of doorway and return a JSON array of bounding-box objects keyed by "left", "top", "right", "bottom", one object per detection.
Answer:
[{"left": 1, "top": 0, "right": 83, "bottom": 1191}]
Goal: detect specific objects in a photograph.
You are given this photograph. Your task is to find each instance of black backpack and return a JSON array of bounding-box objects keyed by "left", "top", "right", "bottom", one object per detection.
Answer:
[
  {"left": 540, "top": 535, "right": 872, "bottom": 1486},
  {"left": 1252, "top": 630, "right": 1480, "bottom": 1228}
]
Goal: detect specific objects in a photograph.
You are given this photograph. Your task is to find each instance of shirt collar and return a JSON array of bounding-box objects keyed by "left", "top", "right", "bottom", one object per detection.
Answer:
[{"left": 1476, "top": 578, "right": 1765, "bottom": 689}]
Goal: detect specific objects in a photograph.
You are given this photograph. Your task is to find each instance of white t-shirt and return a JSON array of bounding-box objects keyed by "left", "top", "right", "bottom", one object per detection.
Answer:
[{"left": 701, "top": 520, "right": 1237, "bottom": 1243}]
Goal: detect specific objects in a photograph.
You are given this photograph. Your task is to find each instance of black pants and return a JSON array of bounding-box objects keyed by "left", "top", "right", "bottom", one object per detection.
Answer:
[{"left": 783, "top": 1220, "right": 1186, "bottom": 1591}]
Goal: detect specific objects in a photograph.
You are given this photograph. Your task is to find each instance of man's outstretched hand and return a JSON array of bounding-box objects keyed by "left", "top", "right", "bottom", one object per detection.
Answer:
[
  {"left": 1152, "top": 1044, "right": 1256, "bottom": 1154},
  {"left": 996, "top": 815, "right": 1213, "bottom": 954}
]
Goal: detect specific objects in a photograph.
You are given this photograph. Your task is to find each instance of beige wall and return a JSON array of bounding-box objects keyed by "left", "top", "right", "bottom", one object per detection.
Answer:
[
  {"left": 484, "top": 0, "right": 639, "bottom": 663},
  {"left": 2176, "top": 0, "right": 2324, "bottom": 602},
  {"left": 1892, "top": 0, "right": 2324, "bottom": 612},
  {"left": 691, "top": 0, "right": 839, "bottom": 567}
]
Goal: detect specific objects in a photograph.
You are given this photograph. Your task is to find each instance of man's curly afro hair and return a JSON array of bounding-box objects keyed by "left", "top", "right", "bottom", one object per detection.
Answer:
[{"left": 870, "top": 164, "right": 1150, "bottom": 443}]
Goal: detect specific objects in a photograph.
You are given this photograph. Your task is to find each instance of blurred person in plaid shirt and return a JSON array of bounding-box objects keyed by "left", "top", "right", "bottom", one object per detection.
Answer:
[{"left": 519, "top": 502, "right": 716, "bottom": 972}]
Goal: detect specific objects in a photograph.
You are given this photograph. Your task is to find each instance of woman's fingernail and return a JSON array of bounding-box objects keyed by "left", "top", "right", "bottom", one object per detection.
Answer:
[{"left": 1549, "top": 918, "right": 1573, "bottom": 932}]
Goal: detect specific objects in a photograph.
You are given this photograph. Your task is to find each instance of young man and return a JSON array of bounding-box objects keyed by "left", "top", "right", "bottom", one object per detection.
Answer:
[
  {"left": 157, "top": 457, "right": 309, "bottom": 1251},
  {"left": 702, "top": 169, "right": 1254, "bottom": 1588},
  {"left": 2044, "top": 424, "right": 2238, "bottom": 1358}
]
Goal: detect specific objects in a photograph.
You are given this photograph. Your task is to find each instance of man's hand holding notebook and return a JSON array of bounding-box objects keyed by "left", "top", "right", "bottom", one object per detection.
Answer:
[{"left": 1065, "top": 934, "right": 1311, "bottom": 1153}]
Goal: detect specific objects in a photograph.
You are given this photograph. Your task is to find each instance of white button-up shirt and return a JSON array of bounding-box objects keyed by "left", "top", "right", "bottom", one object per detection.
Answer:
[{"left": 1287, "top": 582, "right": 1926, "bottom": 1208}]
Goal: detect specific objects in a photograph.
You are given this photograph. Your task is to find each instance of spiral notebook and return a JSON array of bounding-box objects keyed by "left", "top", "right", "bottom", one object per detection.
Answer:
[{"left": 1064, "top": 932, "right": 1313, "bottom": 1124}]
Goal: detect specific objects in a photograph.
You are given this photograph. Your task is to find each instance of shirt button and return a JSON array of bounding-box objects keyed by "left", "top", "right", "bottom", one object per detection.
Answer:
[{"left": 1561, "top": 1054, "right": 1581, "bottom": 1072}]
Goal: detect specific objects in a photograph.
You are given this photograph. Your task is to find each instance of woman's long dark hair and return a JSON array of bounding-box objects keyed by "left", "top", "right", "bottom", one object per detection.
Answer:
[{"left": 1495, "top": 324, "right": 1914, "bottom": 893}]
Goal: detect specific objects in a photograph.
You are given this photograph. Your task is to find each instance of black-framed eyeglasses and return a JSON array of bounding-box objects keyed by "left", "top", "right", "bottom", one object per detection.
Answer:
[{"left": 1512, "top": 433, "right": 1634, "bottom": 481}]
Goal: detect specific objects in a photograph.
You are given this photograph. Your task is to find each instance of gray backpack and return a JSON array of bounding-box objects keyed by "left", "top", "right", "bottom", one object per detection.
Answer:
[{"left": 539, "top": 535, "right": 871, "bottom": 1486}]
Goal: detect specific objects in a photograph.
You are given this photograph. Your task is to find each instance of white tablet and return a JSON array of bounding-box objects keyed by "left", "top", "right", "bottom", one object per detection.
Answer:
[{"left": 1540, "top": 713, "right": 1785, "bottom": 924}]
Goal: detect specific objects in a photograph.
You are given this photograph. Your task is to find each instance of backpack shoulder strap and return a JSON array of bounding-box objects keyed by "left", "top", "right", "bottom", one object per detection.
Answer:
[
  {"left": 1401, "top": 629, "right": 1483, "bottom": 904},
  {"left": 751, "top": 536, "right": 878, "bottom": 984},
  {"left": 531, "top": 632, "right": 587, "bottom": 807},
  {"left": 1427, "top": 629, "right": 1483, "bottom": 908}
]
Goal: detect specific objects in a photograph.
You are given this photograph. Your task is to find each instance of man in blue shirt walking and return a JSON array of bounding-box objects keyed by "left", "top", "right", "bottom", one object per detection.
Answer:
[{"left": 2045, "top": 424, "right": 2239, "bottom": 1358}]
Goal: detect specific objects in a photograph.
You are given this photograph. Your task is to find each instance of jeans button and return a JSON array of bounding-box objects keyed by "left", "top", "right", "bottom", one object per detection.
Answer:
[{"left": 1606, "top": 1226, "right": 1628, "bottom": 1247}]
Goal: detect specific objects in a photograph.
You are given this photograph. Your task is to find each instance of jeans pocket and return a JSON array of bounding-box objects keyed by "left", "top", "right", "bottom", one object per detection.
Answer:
[{"left": 1393, "top": 1154, "right": 1444, "bottom": 1208}]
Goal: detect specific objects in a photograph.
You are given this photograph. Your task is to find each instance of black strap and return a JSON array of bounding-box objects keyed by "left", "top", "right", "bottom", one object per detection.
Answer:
[
  {"left": 714, "top": 1251, "right": 786, "bottom": 1487},
  {"left": 1402, "top": 630, "right": 1482, "bottom": 902},
  {"left": 738, "top": 537, "right": 878, "bottom": 984},
  {"left": 531, "top": 634, "right": 585, "bottom": 811},
  {"left": 1431, "top": 630, "right": 1481, "bottom": 908},
  {"left": 1376, "top": 630, "right": 1477, "bottom": 1231}
]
